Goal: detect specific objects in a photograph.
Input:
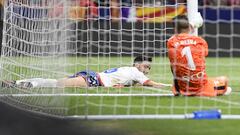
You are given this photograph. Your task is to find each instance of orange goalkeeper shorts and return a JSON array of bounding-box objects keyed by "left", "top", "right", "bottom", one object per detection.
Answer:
[{"left": 172, "top": 76, "right": 228, "bottom": 97}]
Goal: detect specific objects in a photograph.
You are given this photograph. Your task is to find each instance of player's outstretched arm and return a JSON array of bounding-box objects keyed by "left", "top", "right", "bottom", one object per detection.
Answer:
[{"left": 143, "top": 80, "right": 172, "bottom": 88}]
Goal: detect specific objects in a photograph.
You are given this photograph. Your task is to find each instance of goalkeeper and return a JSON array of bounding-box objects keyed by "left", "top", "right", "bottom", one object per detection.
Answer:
[
  {"left": 167, "top": 15, "right": 232, "bottom": 97},
  {"left": 3, "top": 56, "right": 171, "bottom": 89}
]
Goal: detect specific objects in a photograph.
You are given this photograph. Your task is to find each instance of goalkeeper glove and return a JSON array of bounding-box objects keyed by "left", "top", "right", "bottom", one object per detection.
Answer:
[{"left": 189, "top": 12, "right": 203, "bottom": 29}]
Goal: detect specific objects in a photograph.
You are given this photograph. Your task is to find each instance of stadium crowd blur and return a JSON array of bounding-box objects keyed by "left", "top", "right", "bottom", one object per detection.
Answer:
[
  {"left": 0, "top": 0, "right": 240, "bottom": 54},
  {"left": 0, "top": 0, "right": 240, "bottom": 21},
  {"left": 204, "top": 0, "right": 240, "bottom": 5},
  {"left": 69, "top": 0, "right": 240, "bottom": 20}
]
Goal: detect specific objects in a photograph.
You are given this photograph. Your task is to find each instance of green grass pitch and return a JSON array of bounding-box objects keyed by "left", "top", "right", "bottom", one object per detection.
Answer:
[{"left": 0, "top": 57, "right": 240, "bottom": 135}]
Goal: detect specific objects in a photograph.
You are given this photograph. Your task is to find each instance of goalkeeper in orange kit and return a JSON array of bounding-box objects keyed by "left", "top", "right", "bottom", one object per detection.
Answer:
[{"left": 167, "top": 15, "right": 232, "bottom": 97}]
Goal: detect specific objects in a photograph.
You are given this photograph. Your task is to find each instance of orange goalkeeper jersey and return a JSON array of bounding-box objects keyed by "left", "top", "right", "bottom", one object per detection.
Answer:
[{"left": 167, "top": 33, "right": 209, "bottom": 95}]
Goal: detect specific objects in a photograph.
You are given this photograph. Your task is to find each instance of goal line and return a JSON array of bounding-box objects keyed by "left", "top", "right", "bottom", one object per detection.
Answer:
[
  {"left": 65, "top": 114, "right": 240, "bottom": 120},
  {"left": 0, "top": 93, "right": 175, "bottom": 97}
]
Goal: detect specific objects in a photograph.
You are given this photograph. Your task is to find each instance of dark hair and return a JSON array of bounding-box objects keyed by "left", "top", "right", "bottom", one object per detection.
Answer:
[
  {"left": 133, "top": 56, "right": 152, "bottom": 64},
  {"left": 174, "top": 15, "right": 190, "bottom": 34}
]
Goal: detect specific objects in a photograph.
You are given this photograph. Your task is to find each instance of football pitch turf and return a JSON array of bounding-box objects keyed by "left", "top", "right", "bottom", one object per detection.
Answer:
[{"left": 0, "top": 57, "right": 240, "bottom": 135}]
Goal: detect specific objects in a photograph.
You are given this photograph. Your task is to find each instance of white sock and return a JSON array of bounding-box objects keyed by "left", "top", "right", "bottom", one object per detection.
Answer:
[{"left": 16, "top": 78, "right": 58, "bottom": 88}]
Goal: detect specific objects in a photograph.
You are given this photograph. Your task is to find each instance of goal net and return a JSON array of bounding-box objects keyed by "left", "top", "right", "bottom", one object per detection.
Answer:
[{"left": 0, "top": 0, "right": 239, "bottom": 119}]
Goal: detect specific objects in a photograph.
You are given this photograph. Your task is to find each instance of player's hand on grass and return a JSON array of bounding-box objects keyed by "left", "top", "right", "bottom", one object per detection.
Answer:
[
  {"left": 144, "top": 80, "right": 172, "bottom": 88},
  {"left": 113, "top": 84, "right": 125, "bottom": 88}
]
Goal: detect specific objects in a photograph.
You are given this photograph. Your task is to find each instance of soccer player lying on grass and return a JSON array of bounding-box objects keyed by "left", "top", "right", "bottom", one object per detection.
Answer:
[
  {"left": 167, "top": 15, "right": 232, "bottom": 97},
  {"left": 2, "top": 56, "right": 171, "bottom": 89}
]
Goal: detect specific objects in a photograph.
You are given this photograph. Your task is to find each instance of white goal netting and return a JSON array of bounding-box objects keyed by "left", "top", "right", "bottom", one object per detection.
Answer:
[{"left": 0, "top": 0, "right": 239, "bottom": 119}]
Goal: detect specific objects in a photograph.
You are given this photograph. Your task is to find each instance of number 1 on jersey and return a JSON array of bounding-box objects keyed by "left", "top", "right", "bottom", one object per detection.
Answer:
[{"left": 181, "top": 46, "right": 196, "bottom": 70}]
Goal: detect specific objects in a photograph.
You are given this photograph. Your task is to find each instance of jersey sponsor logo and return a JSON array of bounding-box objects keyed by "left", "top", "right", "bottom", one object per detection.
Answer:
[
  {"left": 104, "top": 68, "right": 118, "bottom": 74},
  {"left": 182, "top": 71, "right": 205, "bottom": 82}
]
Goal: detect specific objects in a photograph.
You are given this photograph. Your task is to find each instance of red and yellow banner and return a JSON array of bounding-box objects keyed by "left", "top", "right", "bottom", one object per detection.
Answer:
[
  {"left": 67, "top": 4, "right": 186, "bottom": 23},
  {"left": 136, "top": 5, "right": 186, "bottom": 23}
]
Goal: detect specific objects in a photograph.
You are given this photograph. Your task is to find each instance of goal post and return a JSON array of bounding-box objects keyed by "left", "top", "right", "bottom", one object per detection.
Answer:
[
  {"left": 187, "top": 0, "right": 198, "bottom": 35},
  {"left": 0, "top": 0, "right": 240, "bottom": 120}
]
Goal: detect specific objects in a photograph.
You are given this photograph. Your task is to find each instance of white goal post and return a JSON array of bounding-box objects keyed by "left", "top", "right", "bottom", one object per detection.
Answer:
[{"left": 187, "top": 0, "right": 198, "bottom": 35}]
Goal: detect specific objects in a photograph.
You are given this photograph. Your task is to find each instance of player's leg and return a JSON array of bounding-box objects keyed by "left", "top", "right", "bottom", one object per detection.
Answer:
[
  {"left": 1, "top": 78, "right": 57, "bottom": 88},
  {"left": 201, "top": 79, "right": 217, "bottom": 96},
  {"left": 1, "top": 70, "right": 100, "bottom": 88},
  {"left": 202, "top": 76, "right": 231, "bottom": 96},
  {"left": 57, "top": 76, "right": 87, "bottom": 87},
  {"left": 213, "top": 76, "right": 231, "bottom": 96},
  {"left": 4, "top": 77, "right": 88, "bottom": 88},
  {"left": 1, "top": 80, "right": 17, "bottom": 88},
  {"left": 18, "top": 78, "right": 58, "bottom": 88},
  {"left": 61, "top": 70, "right": 101, "bottom": 87}
]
